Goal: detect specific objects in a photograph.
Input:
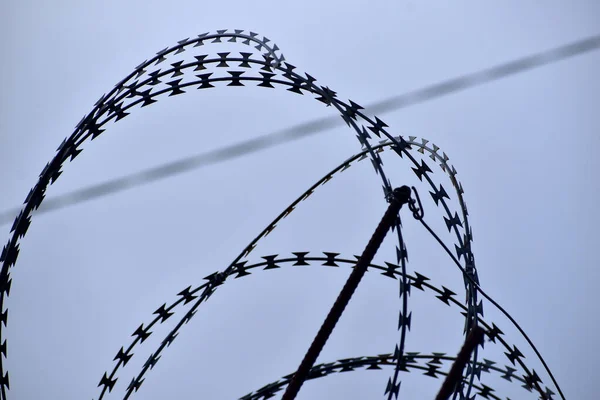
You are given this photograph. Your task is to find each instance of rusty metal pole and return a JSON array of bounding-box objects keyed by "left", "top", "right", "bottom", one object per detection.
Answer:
[
  {"left": 281, "top": 186, "right": 412, "bottom": 400},
  {"left": 435, "top": 325, "right": 486, "bottom": 400}
]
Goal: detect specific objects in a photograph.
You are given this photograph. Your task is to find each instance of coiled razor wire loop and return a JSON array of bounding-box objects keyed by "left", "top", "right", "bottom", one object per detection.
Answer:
[
  {"left": 243, "top": 350, "right": 550, "bottom": 400},
  {"left": 0, "top": 30, "right": 563, "bottom": 399},
  {"left": 103, "top": 253, "right": 555, "bottom": 399}
]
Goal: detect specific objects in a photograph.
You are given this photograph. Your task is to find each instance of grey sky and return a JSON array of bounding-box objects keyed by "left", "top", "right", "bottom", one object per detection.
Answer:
[{"left": 1, "top": 1, "right": 598, "bottom": 399}]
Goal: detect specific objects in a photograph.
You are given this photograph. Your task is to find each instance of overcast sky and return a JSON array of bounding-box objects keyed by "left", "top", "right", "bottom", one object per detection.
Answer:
[{"left": 1, "top": 1, "right": 599, "bottom": 399}]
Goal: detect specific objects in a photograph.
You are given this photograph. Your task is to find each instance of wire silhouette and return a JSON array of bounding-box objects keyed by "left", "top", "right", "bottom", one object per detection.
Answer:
[
  {"left": 0, "top": 29, "right": 569, "bottom": 399},
  {"left": 1, "top": 33, "right": 598, "bottom": 227}
]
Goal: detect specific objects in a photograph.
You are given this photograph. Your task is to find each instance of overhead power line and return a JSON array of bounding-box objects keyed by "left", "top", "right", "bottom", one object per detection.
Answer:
[{"left": 1, "top": 34, "right": 599, "bottom": 226}]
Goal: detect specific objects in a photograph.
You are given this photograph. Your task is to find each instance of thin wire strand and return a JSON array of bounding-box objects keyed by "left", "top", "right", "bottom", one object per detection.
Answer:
[
  {"left": 1, "top": 33, "right": 598, "bottom": 226},
  {"left": 417, "top": 217, "right": 564, "bottom": 400}
]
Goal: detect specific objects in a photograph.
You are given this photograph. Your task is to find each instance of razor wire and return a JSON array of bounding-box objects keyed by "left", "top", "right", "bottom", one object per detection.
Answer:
[{"left": 0, "top": 29, "right": 563, "bottom": 399}]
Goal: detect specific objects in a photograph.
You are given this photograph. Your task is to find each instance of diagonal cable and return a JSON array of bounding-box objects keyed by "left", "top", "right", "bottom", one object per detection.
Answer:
[{"left": 1, "top": 33, "right": 598, "bottom": 226}]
